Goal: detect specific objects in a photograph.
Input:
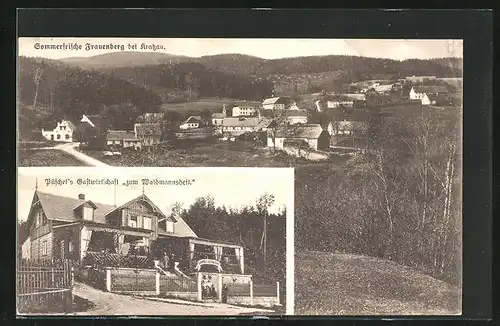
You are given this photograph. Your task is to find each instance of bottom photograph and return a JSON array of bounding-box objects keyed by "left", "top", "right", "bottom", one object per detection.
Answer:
[{"left": 17, "top": 167, "right": 294, "bottom": 316}]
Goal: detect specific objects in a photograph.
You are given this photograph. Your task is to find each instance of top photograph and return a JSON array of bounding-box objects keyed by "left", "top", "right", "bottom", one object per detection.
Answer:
[{"left": 17, "top": 38, "right": 462, "bottom": 168}]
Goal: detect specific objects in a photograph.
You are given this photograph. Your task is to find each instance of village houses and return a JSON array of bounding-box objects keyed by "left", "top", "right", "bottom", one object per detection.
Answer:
[
  {"left": 409, "top": 85, "right": 448, "bottom": 100},
  {"left": 21, "top": 190, "right": 247, "bottom": 275},
  {"left": 231, "top": 101, "right": 261, "bottom": 117},
  {"left": 106, "top": 130, "right": 142, "bottom": 150},
  {"left": 262, "top": 97, "right": 290, "bottom": 111},
  {"left": 41, "top": 119, "right": 76, "bottom": 142},
  {"left": 267, "top": 124, "right": 330, "bottom": 151},
  {"left": 221, "top": 116, "right": 272, "bottom": 136},
  {"left": 179, "top": 116, "right": 203, "bottom": 130}
]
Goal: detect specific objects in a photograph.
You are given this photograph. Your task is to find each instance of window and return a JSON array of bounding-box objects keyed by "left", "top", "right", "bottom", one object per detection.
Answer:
[
  {"left": 129, "top": 215, "right": 138, "bottom": 228},
  {"left": 42, "top": 240, "right": 48, "bottom": 256},
  {"left": 35, "top": 212, "right": 42, "bottom": 228},
  {"left": 143, "top": 217, "right": 152, "bottom": 230},
  {"left": 83, "top": 206, "right": 93, "bottom": 220},
  {"left": 57, "top": 134, "right": 61, "bottom": 140},
  {"left": 65, "top": 134, "right": 70, "bottom": 140},
  {"left": 166, "top": 220, "right": 174, "bottom": 233}
]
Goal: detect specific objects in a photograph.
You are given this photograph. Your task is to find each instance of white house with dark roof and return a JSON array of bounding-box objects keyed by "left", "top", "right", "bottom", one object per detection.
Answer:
[
  {"left": 23, "top": 190, "right": 246, "bottom": 274},
  {"left": 262, "top": 97, "right": 290, "bottom": 111},
  {"left": 106, "top": 130, "right": 141, "bottom": 149},
  {"left": 41, "top": 120, "right": 76, "bottom": 142},
  {"left": 409, "top": 86, "right": 448, "bottom": 100},
  {"left": 179, "top": 116, "right": 202, "bottom": 130},
  {"left": 267, "top": 124, "right": 330, "bottom": 151},
  {"left": 221, "top": 117, "right": 271, "bottom": 136},
  {"left": 232, "top": 101, "right": 261, "bottom": 117}
]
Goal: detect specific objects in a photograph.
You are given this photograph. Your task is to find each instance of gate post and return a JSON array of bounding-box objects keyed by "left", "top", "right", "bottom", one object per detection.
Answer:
[
  {"left": 276, "top": 281, "right": 280, "bottom": 305},
  {"left": 155, "top": 271, "right": 160, "bottom": 296},
  {"left": 106, "top": 268, "right": 112, "bottom": 292},
  {"left": 196, "top": 272, "right": 202, "bottom": 301},
  {"left": 249, "top": 278, "right": 254, "bottom": 306},
  {"left": 217, "top": 274, "right": 222, "bottom": 302}
]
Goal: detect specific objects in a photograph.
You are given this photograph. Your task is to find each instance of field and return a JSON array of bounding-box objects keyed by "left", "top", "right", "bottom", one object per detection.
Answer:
[
  {"left": 294, "top": 250, "right": 461, "bottom": 316},
  {"left": 160, "top": 98, "right": 241, "bottom": 113},
  {"left": 18, "top": 149, "right": 87, "bottom": 166},
  {"left": 82, "top": 140, "right": 349, "bottom": 168}
]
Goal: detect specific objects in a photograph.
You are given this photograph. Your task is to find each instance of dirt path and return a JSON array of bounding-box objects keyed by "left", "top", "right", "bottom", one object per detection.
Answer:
[
  {"left": 72, "top": 282, "right": 272, "bottom": 316},
  {"left": 54, "top": 143, "right": 110, "bottom": 167}
]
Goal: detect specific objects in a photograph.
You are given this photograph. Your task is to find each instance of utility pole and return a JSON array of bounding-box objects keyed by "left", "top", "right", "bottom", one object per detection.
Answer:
[{"left": 263, "top": 209, "right": 267, "bottom": 274}]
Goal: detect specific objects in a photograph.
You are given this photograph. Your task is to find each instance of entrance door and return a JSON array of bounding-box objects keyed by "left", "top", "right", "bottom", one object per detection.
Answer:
[
  {"left": 51, "top": 134, "right": 54, "bottom": 141},
  {"left": 60, "top": 240, "right": 65, "bottom": 260}
]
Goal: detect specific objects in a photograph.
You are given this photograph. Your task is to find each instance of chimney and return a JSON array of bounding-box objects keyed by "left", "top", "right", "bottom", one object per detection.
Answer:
[{"left": 78, "top": 194, "right": 85, "bottom": 200}]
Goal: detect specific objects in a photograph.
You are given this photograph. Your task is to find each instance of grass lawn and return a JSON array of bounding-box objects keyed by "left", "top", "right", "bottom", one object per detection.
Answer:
[
  {"left": 18, "top": 149, "right": 87, "bottom": 167},
  {"left": 294, "top": 250, "right": 461, "bottom": 316},
  {"left": 82, "top": 140, "right": 348, "bottom": 168},
  {"left": 160, "top": 98, "right": 240, "bottom": 113}
]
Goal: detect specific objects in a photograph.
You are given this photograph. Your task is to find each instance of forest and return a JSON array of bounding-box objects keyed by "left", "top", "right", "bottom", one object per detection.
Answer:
[
  {"left": 18, "top": 56, "right": 163, "bottom": 134},
  {"left": 195, "top": 54, "right": 462, "bottom": 79},
  {"left": 177, "top": 194, "right": 286, "bottom": 284},
  {"left": 103, "top": 61, "right": 274, "bottom": 102},
  {"left": 295, "top": 106, "right": 462, "bottom": 286}
]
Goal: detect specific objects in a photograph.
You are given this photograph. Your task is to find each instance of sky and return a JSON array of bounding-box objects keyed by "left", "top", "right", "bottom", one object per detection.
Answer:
[
  {"left": 18, "top": 38, "right": 463, "bottom": 61},
  {"left": 17, "top": 167, "right": 294, "bottom": 222}
]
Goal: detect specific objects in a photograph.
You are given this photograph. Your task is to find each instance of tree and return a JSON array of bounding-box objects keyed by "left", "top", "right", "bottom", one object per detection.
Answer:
[
  {"left": 266, "top": 107, "right": 293, "bottom": 152},
  {"left": 32, "top": 67, "right": 43, "bottom": 108},
  {"left": 256, "top": 193, "right": 275, "bottom": 272}
]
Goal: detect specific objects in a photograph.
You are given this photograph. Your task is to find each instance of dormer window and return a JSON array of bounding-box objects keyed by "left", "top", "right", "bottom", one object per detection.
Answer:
[{"left": 83, "top": 206, "right": 94, "bottom": 221}]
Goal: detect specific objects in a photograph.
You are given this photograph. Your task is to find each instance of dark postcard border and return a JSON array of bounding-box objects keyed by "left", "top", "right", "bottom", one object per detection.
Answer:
[{"left": 9, "top": 8, "right": 493, "bottom": 322}]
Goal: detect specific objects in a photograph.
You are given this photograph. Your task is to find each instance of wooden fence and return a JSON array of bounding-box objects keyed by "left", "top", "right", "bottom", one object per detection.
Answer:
[
  {"left": 17, "top": 259, "right": 74, "bottom": 313},
  {"left": 160, "top": 274, "right": 197, "bottom": 293}
]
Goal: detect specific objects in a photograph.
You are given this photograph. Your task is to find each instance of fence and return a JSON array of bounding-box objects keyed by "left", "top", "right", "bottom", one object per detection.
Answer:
[
  {"left": 106, "top": 267, "right": 157, "bottom": 295},
  {"left": 160, "top": 274, "right": 197, "bottom": 293},
  {"left": 17, "top": 259, "right": 74, "bottom": 313},
  {"left": 100, "top": 268, "right": 280, "bottom": 307},
  {"left": 223, "top": 279, "right": 280, "bottom": 307}
]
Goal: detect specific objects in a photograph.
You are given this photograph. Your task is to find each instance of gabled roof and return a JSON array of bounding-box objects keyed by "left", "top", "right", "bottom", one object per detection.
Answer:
[
  {"left": 181, "top": 116, "right": 202, "bottom": 125},
  {"left": 412, "top": 86, "right": 448, "bottom": 94},
  {"left": 134, "top": 123, "right": 162, "bottom": 136},
  {"left": 104, "top": 194, "right": 169, "bottom": 220},
  {"left": 212, "top": 113, "right": 225, "bottom": 119},
  {"left": 272, "top": 124, "right": 326, "bottom": 139},
  {"left": 34, "top": 191, "right": 115, "bottom": 224},
  {"left": 222, "top": 117, "right": 260, "bottom": 127},
  {"left": 106, "top": 130, "right": 137, "bottom": 141},
  {"left": 262, "top": 97, "right": 289, "bottom": 105},
  {"left": 29, "top": 191, "right": 198, "bottom": 238}
]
